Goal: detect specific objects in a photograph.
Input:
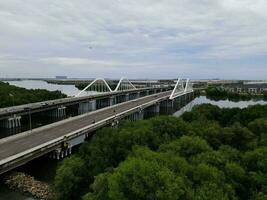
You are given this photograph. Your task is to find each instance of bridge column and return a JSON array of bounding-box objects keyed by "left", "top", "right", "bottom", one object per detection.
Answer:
[
  {"left": 139, "top": 91, "right": 146, "bottom": 97},
  {"left": 0, "top": 115, "right": 22, "bottom": 129},
  {"left": 138, "top": 109, "right": 144, "bottom": 120},
  {"left": 111, "top": 118, "right": 119, "bottom": 128},
  {"left": 49, "top": 135, "right": 85, "bottom": 160},
  {"left": 155, "top": 103, "right": 160, "bottom": 114},
  {"left": 109, "top": 96, "right": 115, "bottom": 106},
  {"left": 144, "top": 103, "right": 160, "bottom": 118},
  {"left": 167, "top": 99, "right": 174, "bottom": 110},
  {"left": 160, "top": 99, "right": 173, "bottom": 115},
  {"left": 125, "top": 94, "right": 129, "bottom": 101},
  {"left": 190, "top": 92, "right": 194, "bottom": 101},
  {"left": 78, "top": 100, "right": 96, "bottom": 114},
  {"left": 128, "top": 111, "right": 142, "bottom": 121},
  {"left": 183, "top": 95, "right": 187, "bottom": 107},
  {"left": 49, "top": 106, "right": 66, "bottom": 118},
  {"left": 97, "top": 98, "right": 110, "bottom": 109}
]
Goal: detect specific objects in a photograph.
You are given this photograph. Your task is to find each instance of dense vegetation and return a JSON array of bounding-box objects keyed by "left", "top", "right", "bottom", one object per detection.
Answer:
[
  {"left": 0, "top": 82, "right": 67, "bottom": 108},
  {"left": 206, "top": 87, "right": 267, "bottom": 101},
  {"left": 54, "top": 104, "right": 267, "bottom": 200}
]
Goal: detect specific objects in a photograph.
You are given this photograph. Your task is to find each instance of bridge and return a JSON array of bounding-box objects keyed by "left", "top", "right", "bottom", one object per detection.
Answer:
[
  {"left": 0, "top": 78, "right": 171, "bottom": 129},
  {"left": 0, "top": 78, "right": 194, "bottom": 175}
]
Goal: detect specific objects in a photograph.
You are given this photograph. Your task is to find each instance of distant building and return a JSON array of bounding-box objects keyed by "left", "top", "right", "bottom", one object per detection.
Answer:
[
  {"left": 223, "top": 82, "right": 267, "bottom": 94},
  {"left": 56, "top": 76, "right": 67, "bottom": 79}
]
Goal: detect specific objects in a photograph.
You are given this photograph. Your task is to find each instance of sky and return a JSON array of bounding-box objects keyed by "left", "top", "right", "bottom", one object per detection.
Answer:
[{"left": 0, "top": 0, "right": 266, "bottom": 79}]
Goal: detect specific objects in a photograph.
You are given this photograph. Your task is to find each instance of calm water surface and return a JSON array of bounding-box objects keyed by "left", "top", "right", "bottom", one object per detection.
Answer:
[
  {"left": 5, "top": 80, "right": 95, "bottom": 97},
  {"left": 174, "top": 95, "right": 267, "bottom": 117}
]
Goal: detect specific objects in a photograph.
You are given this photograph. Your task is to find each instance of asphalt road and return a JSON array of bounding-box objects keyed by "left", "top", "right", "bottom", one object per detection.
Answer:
[{"left": 0, "top": 91, "right": 171, "bottom": 162}]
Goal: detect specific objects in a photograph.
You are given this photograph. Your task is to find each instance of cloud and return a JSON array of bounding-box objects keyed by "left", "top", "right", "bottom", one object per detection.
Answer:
[{"left": 0, "top": 0, "right": 266, "bottom": 79}]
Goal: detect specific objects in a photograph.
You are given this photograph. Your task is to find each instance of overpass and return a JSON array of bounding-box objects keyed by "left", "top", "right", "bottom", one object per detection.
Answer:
[{"left": 0, "top": 78, "right": 194, "bottom": 175}]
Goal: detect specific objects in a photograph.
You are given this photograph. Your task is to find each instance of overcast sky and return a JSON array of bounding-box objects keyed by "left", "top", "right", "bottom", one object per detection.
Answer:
[{"left": 0, "top": 0, "right": 266, "bottom": 79}]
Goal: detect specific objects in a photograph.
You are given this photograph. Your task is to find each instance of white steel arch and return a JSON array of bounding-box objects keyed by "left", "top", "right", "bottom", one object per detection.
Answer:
[
  {"left": 75, "top": 78, "right": 113, "bottom": 97},
  {"left": 75, "top": 77, "right": 137, "bottom": 97},
  {"left": 169, "top": 78, "right": 193, "bottom": 100},
  {"left": 169, "top": 78, "right": 185, "bottom": 100},
  {"left": 114, "top": 77, "right": 137, "bottom": 92},
  {"left": 184, "top": 78, "right": 193, "bottom": 93}
]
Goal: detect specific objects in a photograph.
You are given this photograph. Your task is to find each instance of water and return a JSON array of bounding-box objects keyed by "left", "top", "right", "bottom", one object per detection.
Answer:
[
  {"left": 0, "top": 185, "right": 35, "bottom": 200},
  {"left": 5, "top": 80, "right": 94, "bottom": 97},
  {"left": 174, "top": 95, "right": 267, "bottom": 117}
]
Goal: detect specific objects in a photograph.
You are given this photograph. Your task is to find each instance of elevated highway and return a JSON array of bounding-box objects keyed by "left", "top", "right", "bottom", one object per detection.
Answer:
[{"left": 0, "top": 78, "right": 194, "bottom": 175}]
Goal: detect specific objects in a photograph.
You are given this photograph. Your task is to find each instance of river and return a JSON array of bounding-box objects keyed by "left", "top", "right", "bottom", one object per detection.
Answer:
[
  {"left": 0, "top": 80, "right": 266, "bottom": 199},
  {"left": 5, "top": 80, "right": 94, "bottom": 97},
  {"left": 173, "top": 95, "right": 267, "bottom": 117}
]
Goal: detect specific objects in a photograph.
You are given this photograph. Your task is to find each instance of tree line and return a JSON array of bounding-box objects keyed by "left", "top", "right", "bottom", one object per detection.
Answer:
[
  {"left": 54, "top": 103, "right": 267, "bottom": 200},
  {"left": 0, "top": 82, "right": 67, "bottom": 108}
]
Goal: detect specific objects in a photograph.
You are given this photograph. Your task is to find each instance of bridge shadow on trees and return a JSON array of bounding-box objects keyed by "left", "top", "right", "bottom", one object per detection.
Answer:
[{"left": 54, "top": 104, "right": 267, "bottom": 200}]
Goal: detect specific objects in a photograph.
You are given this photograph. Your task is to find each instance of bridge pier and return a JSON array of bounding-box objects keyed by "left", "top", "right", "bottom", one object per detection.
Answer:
[
  {"left": 115, "top": 95, "right": 125, "bottom": 104},
  {"left": 49, "top": 134, "right": 86, "bottom": 160},
  {"left": 139, "top": 91, "right": 147, "bottom": 97},
  {"left": 144, "top": 103, "right": 160, "bottom": 118},
  {"left": 49, "top": 106, "right": 66, "bottom": 118},
  {"left": 110, "top": 96, "right": 115, "bottom": 106},
  {"left": 172, "top": 97, "right": 181, "bottom": 110},
  {"left": 127, "top": 110, "right": 144, "bottom": 121},
  {"left": 96, "top": 98, "right": 111, "bottom": 109},
  {"left": 125, "top": 94, "right": 129, "bottom": 101},
  {"left": 160, "top": 99, "right": 174, "bottom": 115},
  {"left": 115, "top": 93, "right": 129, "bottom": 103},
  {"left": 111, "top": 118, "right": 120, "bottom": 128},
  {"left": 129, "top": 92, "right": 140, "bottom": 100},
  {"left": 49, "top": 146, "right": 72, "bottom": 160},
  {"left": 78, "top": 100, "right": 96, "bottom": 114},
  {"left": 0, "top": 115, "right": 22, "bottom": 129}
]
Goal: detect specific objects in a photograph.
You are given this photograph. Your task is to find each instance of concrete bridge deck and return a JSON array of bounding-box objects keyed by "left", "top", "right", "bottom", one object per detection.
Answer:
[{"left": 0, "top": 90, "right": 178, "bottom": 174}]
